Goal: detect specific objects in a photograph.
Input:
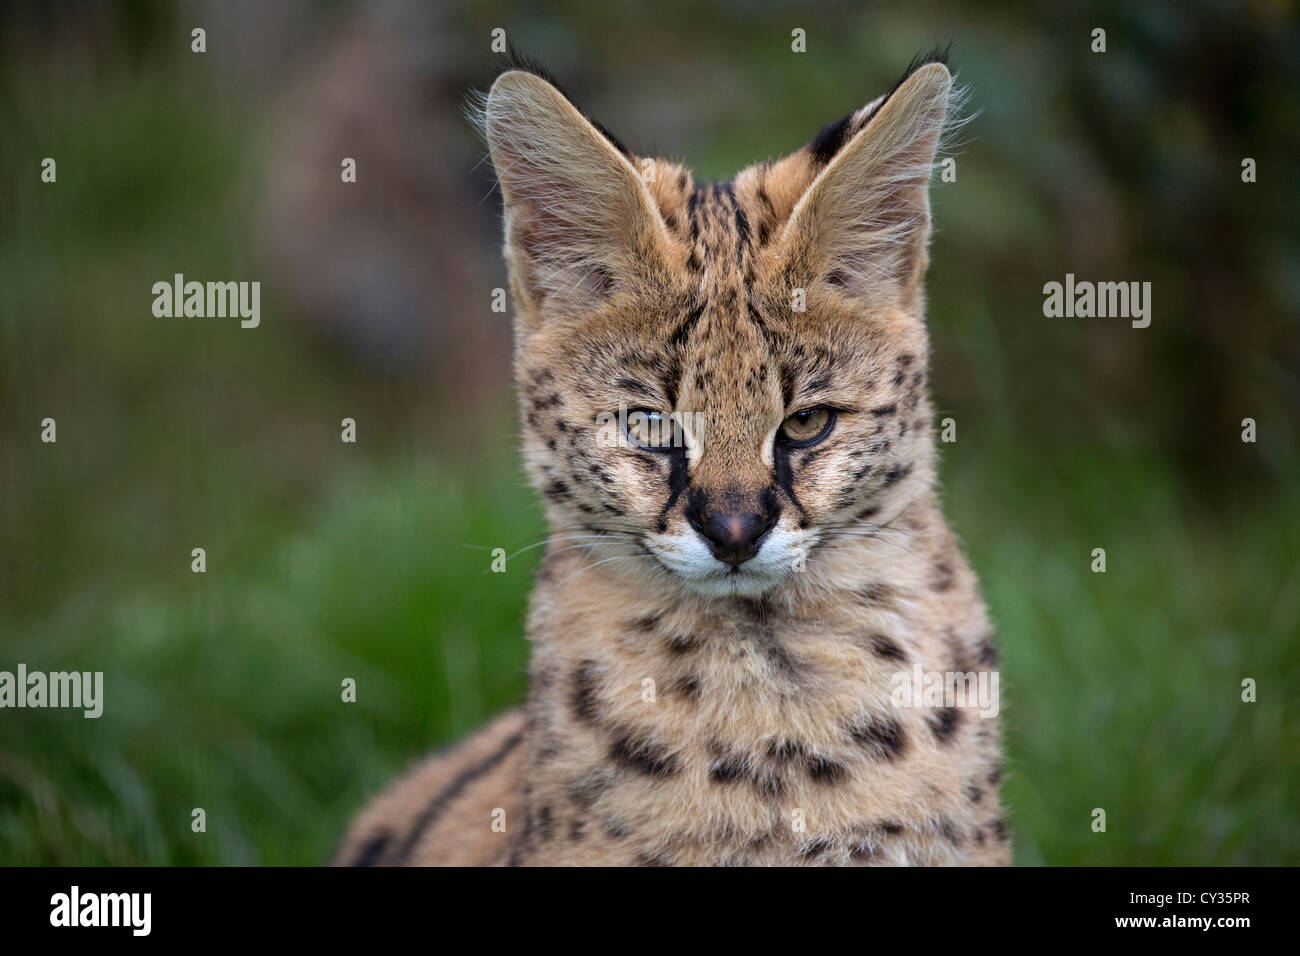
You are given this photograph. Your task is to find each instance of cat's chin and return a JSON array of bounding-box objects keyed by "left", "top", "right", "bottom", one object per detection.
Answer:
[{"left": 675, "top": 567, "right": 786, "bottom": 599}]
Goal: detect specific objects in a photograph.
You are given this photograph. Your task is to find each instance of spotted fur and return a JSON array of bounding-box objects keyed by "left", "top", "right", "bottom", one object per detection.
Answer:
[{"left": 335, "top": 52, "right": 1008, "bottom": 866}]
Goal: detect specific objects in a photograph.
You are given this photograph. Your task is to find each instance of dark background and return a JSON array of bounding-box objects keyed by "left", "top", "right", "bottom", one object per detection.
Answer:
[{"left": 1, "top": 0, "right": 1297, "bottom": 864}]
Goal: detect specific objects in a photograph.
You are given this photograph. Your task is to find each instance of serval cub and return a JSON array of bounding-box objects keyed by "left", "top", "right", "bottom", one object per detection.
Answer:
[{"left": 336, "top": 52, "right": 1009, "bottom": 866}]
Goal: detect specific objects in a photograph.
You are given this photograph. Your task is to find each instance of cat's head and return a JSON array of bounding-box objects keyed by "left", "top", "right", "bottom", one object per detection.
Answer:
[{"left": 481, "top": 54, "right": 957, "bottom": 598}]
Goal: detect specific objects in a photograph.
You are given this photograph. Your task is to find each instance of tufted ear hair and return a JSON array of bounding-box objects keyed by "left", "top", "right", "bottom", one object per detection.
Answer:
[
  {"left": 480, "top": 69, "right": 672, "bottom": 325},
  {"left": 780, "top": 59, "right": 955, "bottom": 310}
]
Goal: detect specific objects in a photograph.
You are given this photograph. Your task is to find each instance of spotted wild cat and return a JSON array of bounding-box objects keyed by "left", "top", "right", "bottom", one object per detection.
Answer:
[{"left": 335, "top": 51, "right": 1009, "bottom": 866}]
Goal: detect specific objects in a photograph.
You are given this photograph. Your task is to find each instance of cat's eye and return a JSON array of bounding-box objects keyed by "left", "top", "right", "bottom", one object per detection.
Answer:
[
  {"left": 624, "top": 409, "right": 679, "bottom": 450},
  {"left": 778, "top": 407, "right": 835, "bottom": 446}
]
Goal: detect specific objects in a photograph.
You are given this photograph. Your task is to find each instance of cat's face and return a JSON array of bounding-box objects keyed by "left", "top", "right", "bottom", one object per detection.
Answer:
[{"left": 486, "top": 59, "right": 952, "bottom": 597}]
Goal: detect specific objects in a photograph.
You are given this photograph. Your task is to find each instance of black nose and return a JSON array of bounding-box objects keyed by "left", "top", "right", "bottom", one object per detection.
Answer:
[{"left": 690, "top": 510, "right": 778, "bottom": 566}]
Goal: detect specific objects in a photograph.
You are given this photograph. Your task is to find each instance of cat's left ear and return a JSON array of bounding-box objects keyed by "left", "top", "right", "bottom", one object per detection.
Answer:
[{"left": 780, "top": 61, "right": 953, "bottom": 309}]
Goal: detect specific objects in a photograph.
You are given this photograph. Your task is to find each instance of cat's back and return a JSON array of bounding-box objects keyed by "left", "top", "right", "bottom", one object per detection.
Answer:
[{"left": 333, "top": 709, "right": 525, "bottom": 866}]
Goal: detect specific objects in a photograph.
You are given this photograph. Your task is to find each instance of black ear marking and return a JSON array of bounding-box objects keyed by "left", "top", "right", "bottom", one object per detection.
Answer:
[
  {"left": 859, "top": 44, "right": 953, "bottom": 129},
  {"left": 803, "top": 44, "right": 954, "bottom": 168},
  {"left": 808, "top": 112, "right": 854, "bottom": 166}
]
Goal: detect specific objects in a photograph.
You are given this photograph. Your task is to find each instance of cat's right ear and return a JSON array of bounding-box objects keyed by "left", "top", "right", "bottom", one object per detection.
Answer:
[{"left": 481, "top": 70, "right": 671, "bottom": 324}]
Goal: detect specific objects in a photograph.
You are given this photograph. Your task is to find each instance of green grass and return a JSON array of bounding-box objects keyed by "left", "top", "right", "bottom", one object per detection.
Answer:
[
  {"left": 943, "top": 443, "right": 1300, "bottom": 864},
  {"left": 1, "top": 450, "right": 542, "bottom": 864}
]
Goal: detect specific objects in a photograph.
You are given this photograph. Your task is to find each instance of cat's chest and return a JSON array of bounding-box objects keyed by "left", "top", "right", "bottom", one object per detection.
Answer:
[{"left": 516, "top": 586, "right": 1001, "bottom": 866}]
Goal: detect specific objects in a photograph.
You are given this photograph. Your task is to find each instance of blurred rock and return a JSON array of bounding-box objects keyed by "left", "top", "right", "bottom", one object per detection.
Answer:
[{"left": 259, "top": 1, "right": 509, "bottom": 409}]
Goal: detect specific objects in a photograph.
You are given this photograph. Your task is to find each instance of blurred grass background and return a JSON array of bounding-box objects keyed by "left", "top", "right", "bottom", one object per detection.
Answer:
[{"left": 1, "top": 0, "right": 1297, "bottom": 864}]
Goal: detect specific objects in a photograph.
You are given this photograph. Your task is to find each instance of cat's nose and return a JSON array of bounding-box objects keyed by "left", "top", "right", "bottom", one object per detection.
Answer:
[{"left": 691, "top": 511, "right": 778, "bottom": 566}]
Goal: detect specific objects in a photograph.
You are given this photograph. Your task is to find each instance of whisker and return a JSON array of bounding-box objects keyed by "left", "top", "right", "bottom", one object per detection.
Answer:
[
  {"left": 501, "top": 533, "right": 634, "bottom": 562},
  {"left": 558, "top": 552, "right": 645, "bottom": 585},
  {"left": 817, "top": 532, "right": 925, "bottom": 561}
]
